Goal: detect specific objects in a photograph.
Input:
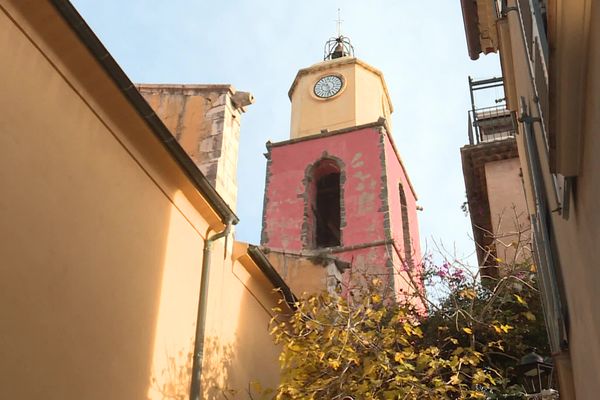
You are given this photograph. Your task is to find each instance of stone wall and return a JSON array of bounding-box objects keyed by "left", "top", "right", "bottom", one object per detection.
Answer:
[{"left": 138, "top": 84, "right": 254, "bottom": 211}]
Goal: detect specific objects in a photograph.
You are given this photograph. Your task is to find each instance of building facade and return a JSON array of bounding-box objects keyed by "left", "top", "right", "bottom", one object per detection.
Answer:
[
  {"left": 461, "top": 76, "right": 530, "bottom": 278},
  {"left": 0, "top": 1, "right": 291, "bottom": 399},
  {"left": 460, "top": 0, "right": 600, "bottom": 397}
]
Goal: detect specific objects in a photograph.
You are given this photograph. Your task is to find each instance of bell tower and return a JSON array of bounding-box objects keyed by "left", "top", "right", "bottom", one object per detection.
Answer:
[
  {"left": 260, "top": 35, "right": 424, "bottom": 303},
  {"left": 289, "top": 36, "right": 393, "bottom": 139}
]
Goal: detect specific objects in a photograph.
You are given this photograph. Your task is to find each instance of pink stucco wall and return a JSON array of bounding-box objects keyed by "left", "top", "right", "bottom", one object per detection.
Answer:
[
  {"left": 382, "top": 134, "right": 424, "bottom": 300},
  {"left": 262, "top": 127, "right": 386, "bottom": 251},
  {"left": 261, "top": 126, "right": 422, "bottom": 299}
]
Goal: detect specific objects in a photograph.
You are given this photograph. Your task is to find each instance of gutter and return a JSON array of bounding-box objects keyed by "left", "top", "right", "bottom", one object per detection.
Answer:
[
  {"left": 460, "top": 0, "right": 483, "bottom": 60},
  {"left": 49, "top": 0, "right": 239, "bottom": 225},
  {"left": 247, "top": 245, "right": 297, "bottom": 309},
  {"left": 189, "top": 219, "right": 234, "bottom": 400}
]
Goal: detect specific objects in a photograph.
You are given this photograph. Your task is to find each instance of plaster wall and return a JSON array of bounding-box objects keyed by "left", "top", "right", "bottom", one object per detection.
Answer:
[
  {"left": 484, "top": 158, "right": 530, "bottom": 264},
  {"left": 0, "top": 3, "right": 280, "bottom": 399},
  {"left": 264, "top": 252, "right": 336, "bottom": 296},
  {"left": 355, "top": 65, "right": 393, "bottom": 131},
  {"left": 262, "top": 127, "right": 386, "bottom": 252},
  {"left": 542, "top": 4, "right": 600, "bottom": 396},
  {"left": 289, "top": 58, "right": 392, "bottom": 139},
  {"left": 200, "top": 242, "right": 283, "bottom": 399},
  {"left": 262, "top": 126, "right": 422, "bottom": 299},
  {"left": 496, "top": 2, "right": 600, "bottom": 397},
  {"left": 382, "top": 133, "right": 424, "bottom": 299}
]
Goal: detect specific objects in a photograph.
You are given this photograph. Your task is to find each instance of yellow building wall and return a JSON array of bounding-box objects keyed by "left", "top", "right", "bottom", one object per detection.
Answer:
[
  {"left": 494, "top": 2, "right": 600, "bottom": 397},
  {"left": 0, "top": 2, "right": 282, "bottom": 399},
  {"left": 201, "top": 243, "right": 283, "bottom": 398},
  {"left": 264, "top": 252, "right": 332, "bottom": 296},
  {"left": 484, "top": 158, "right": 530, "bottom": 264}
]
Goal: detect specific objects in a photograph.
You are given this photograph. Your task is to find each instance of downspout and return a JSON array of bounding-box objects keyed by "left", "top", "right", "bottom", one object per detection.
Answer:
[{"left": 189, "top": 218, "right": 234, "bottom": 400}]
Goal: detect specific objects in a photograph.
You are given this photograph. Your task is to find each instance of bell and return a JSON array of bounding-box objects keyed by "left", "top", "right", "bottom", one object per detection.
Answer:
[{"left": 331, "top": 41, "right": 346, "bottom": 59}]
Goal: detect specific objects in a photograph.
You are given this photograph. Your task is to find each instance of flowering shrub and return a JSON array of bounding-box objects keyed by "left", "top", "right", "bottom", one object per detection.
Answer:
[{"left": 267, "top": 254, "right": 548, "bottom": 400}]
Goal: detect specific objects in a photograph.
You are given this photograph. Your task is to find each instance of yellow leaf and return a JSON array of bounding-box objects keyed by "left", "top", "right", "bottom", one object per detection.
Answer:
[
  {"left": 530, "top": 264, "right": 537, "bottom": 272},
  {"left": 328, "top": 358, "right": 341, "bottom": 370},
  {"left": 472, "top": 370, "right": 486, "bottom": 384},
  {"left": 448, "top": 337, "right": 459, "bottom": 344},
  {"left": 523, "top": 311, "right": 536, "bottom": 321},
  {"left": 413, "top": 326, "right": 423, "bottom": 338},
  {"left": 371, "top": 294, "right": 382, "bottom": 304},
  {"left": 492, "top": 325, "right": 502, "bottom": 334},
  {"left": 449, "top": 373, "right": 461, "bottom": 385},
  {"left": 463, "top": 327, "right": 473, "bottom": 335},
  {"left": 500, "top": 324, "right": 513, "bottom": 333},
  {"left": 514, "top": 294, "right": 527, "bottom": 305},
  {"left": 470, "top": 391, "right": 486, "bottom": 398},
  {"left": 394, "top": 352, "right": 403, "bottom": 362}
]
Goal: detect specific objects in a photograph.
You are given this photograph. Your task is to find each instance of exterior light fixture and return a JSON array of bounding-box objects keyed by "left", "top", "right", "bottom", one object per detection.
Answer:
[{"left": 515, "top": 350, "right": 555, "bottom": 396}]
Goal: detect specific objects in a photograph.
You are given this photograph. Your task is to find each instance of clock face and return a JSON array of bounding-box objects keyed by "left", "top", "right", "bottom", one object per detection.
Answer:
[{"left": 314, "top": 75, "right": 343, "bottom": 98}]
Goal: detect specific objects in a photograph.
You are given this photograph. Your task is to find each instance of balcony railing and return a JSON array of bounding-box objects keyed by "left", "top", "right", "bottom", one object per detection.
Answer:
[
  {"left": 468, "top": 105, "right": 517, "bottom": 145},
  {"left": 466, "top": 76, "right": 516, "bottom": 145}
]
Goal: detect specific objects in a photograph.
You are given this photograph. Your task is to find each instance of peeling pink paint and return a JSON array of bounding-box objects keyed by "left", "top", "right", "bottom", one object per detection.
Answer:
[
  {"left": 382, "top": 134, "right": 425, "bottom": 299},
  {"left": 263, "top": 127, "right": 385, "bottom": 250}
]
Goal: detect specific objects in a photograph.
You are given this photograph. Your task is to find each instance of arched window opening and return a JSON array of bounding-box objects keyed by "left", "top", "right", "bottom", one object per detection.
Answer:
[
  {"left": 399, "top": 183, "right": 413, "bottom": 268},
  {"left": 311, "top": 159, "right": 342, "bottom": 248}
]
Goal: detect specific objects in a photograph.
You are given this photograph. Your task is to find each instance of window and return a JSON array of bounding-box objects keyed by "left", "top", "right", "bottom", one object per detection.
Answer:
[
  {"left": 399, "top": 183, "right": 413, "bottom": 268},
  {"left": 310, "top": 159, "right": 342, "bottom": 248}
]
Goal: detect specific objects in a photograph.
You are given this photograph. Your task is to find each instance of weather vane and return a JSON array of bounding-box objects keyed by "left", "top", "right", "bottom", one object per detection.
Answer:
[
  {"left": 324, "top": 8, "right": 354, "bottom": 60},
  {"left": 335, "top": 8, "right": 344, "bottom": 37}
]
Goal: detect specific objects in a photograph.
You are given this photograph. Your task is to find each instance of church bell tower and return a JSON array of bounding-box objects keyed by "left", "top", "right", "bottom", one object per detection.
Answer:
[{"left": 260, "top": 35, "right": 423, "bottom": 301}]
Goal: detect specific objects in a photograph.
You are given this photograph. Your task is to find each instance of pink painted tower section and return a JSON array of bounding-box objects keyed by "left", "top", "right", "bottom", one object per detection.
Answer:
[{"left": 260, "top": 121, "right": 423, "bottom": 301}]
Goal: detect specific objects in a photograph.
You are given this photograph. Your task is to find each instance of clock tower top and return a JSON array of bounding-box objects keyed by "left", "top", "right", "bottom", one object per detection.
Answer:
[{"left": 288, "top": 36, "right": 394, "bottom": 139}]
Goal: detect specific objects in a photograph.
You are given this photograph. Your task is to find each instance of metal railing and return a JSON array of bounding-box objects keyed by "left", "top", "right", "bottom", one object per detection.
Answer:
[
  {"left": 466, "top": 76, "right": 516, "bottom": 145},
  {"left": 468, "top": 105, "right": 517, "bottom": 145}
]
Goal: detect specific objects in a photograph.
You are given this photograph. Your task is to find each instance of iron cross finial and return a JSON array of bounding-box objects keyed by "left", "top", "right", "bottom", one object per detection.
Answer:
[{"left": 335, "top": 8, "right": 344, "bottom": 37}]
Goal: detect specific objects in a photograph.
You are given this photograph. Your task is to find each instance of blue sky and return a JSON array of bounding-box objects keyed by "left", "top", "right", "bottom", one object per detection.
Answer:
[{"left": 71, "top": 0, "right": 501, "bottom": 264}]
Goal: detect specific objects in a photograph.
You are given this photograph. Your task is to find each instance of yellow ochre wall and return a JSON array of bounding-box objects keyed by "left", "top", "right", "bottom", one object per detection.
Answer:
[
  {"left": 0, "top": 2, "right": 281, "bottom": 399},
  {"left": 289, "top": 57, "right": 393, "bottom": 139},
  {"left": 475, "top": 1, "right": 600, "bottom": 397},
  {"left": 484, "top": 158, "right": 530, "bottom": 264}
]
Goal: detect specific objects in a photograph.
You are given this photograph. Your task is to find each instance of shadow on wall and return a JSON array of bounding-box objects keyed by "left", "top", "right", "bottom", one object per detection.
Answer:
[
  {"left": 202, "top": 337, "right": 237, "bottom": 399},
  {"left": 149, "top": 337, "right": 235, "bottom": 400},
  {"left": 227, "top": 278, "right": 282, "bottom": 399},
  {"left": 147, "top": 242, "right": 285, "bottom": 400},
  {"left": 150, "top": 338, "right": 194, "bottom": 400}
]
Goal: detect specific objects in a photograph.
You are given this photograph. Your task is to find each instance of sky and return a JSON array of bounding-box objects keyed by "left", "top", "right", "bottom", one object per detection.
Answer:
[{"left": 71, "top": 0, "right": 501, "bottom": 265}]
